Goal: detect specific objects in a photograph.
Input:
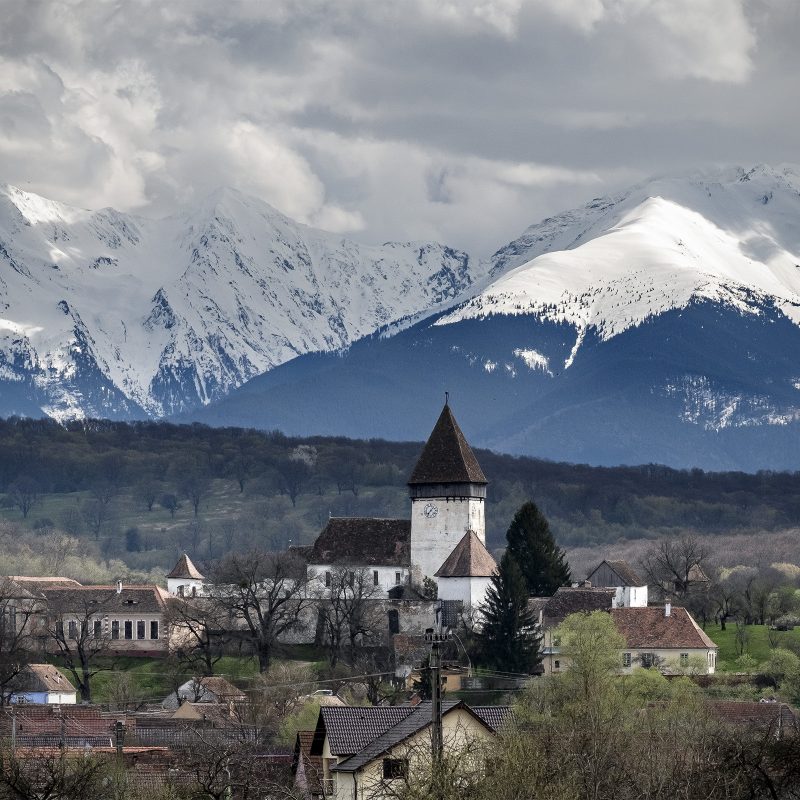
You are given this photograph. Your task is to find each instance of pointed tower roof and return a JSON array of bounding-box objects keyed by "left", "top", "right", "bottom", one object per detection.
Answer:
[
  {"left": 408, "top": 404, "right": 487, "bottom": 486},
  {"left": 166, "top": 553, "right": 205, "bottom": 580},
  {"left": 435, "top": 531, "right": 497, "bottom": 578}
]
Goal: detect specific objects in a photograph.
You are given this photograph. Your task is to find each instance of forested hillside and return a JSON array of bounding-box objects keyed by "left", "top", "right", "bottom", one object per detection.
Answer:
[{"left": 0, "top": 417, "right": 798, "bottom": 582}]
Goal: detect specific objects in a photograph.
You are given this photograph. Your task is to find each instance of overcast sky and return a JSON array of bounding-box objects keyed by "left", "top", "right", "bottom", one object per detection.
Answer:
[{"left": 1, "top": 0, "right": 798, "bottom": 256}]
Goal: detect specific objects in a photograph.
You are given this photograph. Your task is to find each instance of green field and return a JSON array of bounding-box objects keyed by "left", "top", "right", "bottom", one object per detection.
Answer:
[{"left": 704, "top": 623, "right": 800, "bottom": 670}]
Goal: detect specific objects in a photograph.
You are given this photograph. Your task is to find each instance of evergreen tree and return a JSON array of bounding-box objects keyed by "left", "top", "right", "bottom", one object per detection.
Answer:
[
  {"left": 505, "top": 501, "right": 571, "bottom": 596},
  {"left": 478, "top": 552, "right": 542, "bottom": 674}
]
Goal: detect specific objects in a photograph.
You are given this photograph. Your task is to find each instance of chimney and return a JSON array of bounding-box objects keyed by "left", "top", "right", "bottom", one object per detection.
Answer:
[
  {"left": 665, "top": 602, "right": 671, "bottom": 617},
  {"left": 116, "top": 580, "right": 123, "bottom": 594}
]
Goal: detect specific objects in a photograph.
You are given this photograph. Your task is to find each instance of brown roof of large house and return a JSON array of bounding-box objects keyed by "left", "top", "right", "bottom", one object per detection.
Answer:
[
  {"left": 166, "top": 553, "right": 205, "bottom": 580},
  {"left": 408, "top": 404, "right": 487, "bottom": 486},
  {"left": 531, "top": 586, "right": 616, "bottom": 627},
  {"left": 588, "top": 559, "right": 644, "bottom": 587},
  {"left": 435, "top": 531, "right": 497, "bottom": 578},
  {"left": 307, "top": 518, "right": 411, "bottom": 566},
  {"left": 611, "top": 606, "right": 717, "bottom": 650},
  {"left": 11, "top": 664, "right": 76, "bottom": 694},
  {"left": 42, "top": 585, "right": 169, "bottom": 615},
  {"left": 708, "top": 701, "right": 797, "bottom": 735}
]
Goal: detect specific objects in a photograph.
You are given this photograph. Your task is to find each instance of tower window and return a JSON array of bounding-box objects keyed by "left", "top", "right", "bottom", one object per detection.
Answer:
[
  {"left": 373, "top": 570, "right": 379, "bottom": 586},
  {"left": 325, "top": 571, "right": 331, "bottom": 588},
  {"left": 395, "top": 572, "right": 401, "bottom": 585}
]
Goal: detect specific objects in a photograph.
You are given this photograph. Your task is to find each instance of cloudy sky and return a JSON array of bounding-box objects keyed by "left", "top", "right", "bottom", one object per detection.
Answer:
[{"left": 0, "top": 0, "right": 798, "bottom": 256}]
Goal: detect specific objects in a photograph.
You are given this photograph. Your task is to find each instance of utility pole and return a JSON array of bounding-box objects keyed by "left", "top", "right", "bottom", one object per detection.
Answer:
[{"left": 425, "top": 617, "right": 451, "bottom": 764}]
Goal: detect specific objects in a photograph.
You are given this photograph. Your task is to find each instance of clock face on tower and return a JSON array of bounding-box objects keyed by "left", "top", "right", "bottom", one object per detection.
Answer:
[{"left": 423, "top": 502, "right": 439, "bottom": 519}]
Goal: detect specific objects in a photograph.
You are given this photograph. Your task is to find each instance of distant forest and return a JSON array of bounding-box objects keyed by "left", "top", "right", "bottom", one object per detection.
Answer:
[{"left": 0, "top": 416, "right": 799, "bottom": 581}]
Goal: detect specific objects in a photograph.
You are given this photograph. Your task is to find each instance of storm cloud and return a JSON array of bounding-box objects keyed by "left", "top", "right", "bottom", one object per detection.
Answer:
[{"left": 0, "top": 0, "right": 796, "bottom": 255}]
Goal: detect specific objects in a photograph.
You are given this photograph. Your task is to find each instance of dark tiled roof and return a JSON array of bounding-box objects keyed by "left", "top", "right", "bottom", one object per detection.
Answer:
[
  {"left": 333, "top": 702, "right": 506, "bottom": 773},
  {"left": 588, "top": 559, "right": 643, "bottom": 587},
  {"left": 708, "top": 701, "right": 797, "bottom": 734},
  {"left": 532, "top": 587, "right": 616, "bottom": 627},
  {"left": 611, "top": 607, "right": 717, "bottom": 650},
  {"left": 11, "top": 664, "right": 75, "bottom": 694},
  {"left": 307, "top": 518, "right": 411, "bottom": 567},
  {"left": 435, "top": 531, "right": 497, "bottom": 578},
  {"left": 311, "top": 706, "right": 415, "bottom": 756},
  {"left": 408, "top": 405, "right": 487, "bottom": 486},
  {"left": 166, "top": 553, "right": 205, "bottom": 580},
  {"left": 472, "top": 706, "right": 514, "bottom": 732},
  {"left": 42, "top": 585, "right": 168, "bottom": 615}
]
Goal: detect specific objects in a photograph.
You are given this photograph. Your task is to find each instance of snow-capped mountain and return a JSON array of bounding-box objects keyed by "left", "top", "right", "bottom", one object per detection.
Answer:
[
  {"left": 0, "top": 184, "right": 480, "bottom": 420},
  {"left": 194, "top": 165, "right": 800, "bottom": 470}
]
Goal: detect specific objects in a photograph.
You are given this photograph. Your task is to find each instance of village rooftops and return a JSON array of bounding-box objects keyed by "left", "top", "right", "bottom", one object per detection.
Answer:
[
  {"left": 611, "top": 606, "right": 717, "bottom": 650},
  {"left": 587, "top": 559, "right": 644, "bottom": 587},
  {"left": 10, "top": 664, "right": 75, "bottom": 694},
  {"left": 311, "top": 706, "right": 416, "bottom": 757},
  {"left": 166, "top": 553, "right": 205, "bottom": 580},
  {"left": 407, "top": 404, "right": 487, "bottom": 488},
  {"left": 41, "top": 584, "right": 169, "bottom": 614},
  {"left": 435, "top": 531, "right": 497, "bottom": 578},
  {"left": 306, "top": 517, "right": 411, "bottom": 567},
  {"left": 530, "top": 586, "right": 616, "bottom": 627},
  {"left": 331, "top": 701, "right": 512, "bottom": 773}
]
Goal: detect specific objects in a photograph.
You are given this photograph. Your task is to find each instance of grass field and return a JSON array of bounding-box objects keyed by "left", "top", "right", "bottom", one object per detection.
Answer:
[{"left": 704, "top": 623, "right": 800, "bottom": 670}]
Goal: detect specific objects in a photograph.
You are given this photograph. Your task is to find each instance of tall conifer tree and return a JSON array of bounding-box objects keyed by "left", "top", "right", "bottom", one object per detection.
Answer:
[
  {"left": 478, "top": 552, "right": 542, "bottom": 674},
  {"left": 506, "top": 501, "right": 571, "bottom": 596}
]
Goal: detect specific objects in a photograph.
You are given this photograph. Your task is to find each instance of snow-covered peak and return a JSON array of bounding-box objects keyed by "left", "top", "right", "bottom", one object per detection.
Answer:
[
  {"left": 0, "top": 183, "right": 482, "bottom": 420},
  {"left": 441, "top": 164, "right": 800, "bottom": 351}
]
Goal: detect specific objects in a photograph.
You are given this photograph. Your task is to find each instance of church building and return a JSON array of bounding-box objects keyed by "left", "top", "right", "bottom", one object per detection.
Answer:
[{"left": 303, "top": 402, "right": 497, "bottom": 610}]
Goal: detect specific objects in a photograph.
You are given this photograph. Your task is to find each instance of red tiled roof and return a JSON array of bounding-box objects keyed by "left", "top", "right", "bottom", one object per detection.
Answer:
[
  {"left": 307, "top": 518, "right": 411, "bottom": 567},
  {"left": 611, "top": 606, "right": 717, "bottom": 650}
]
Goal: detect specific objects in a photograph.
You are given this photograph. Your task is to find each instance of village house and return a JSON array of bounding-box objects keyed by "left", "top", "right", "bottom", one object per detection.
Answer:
[
  {"left": 309, "top": 701, "right": 511, "bottom": 800},
  {"left": 612, "top": 604, "right": 718, "bottom": 674},
  {"left": 7, "top": 664, "right": 76, "bottom": 705},
  {"left": 585, "top": 559, "right": 649, "bottom": 607},
  {"left": 162, "top": 675, "right": 247, "bottom": 709}
]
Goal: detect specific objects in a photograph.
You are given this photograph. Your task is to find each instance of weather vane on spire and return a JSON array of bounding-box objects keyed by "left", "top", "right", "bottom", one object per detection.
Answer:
[{"left": 445, "top": 391, "right": 449, "bottom": 406}]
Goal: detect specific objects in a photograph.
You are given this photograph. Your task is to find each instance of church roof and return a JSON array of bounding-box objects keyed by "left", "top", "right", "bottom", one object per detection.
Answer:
[
  {"left": 435, "top": 531, "right": 498, "bottom": 578},
  {"left": 307, "top": 518, "right": 411, "bottom": 566},
  {"left": 166, "top": 553, "right": 205, "bottom": 580},
  {"left": 408, "top": 404, "right": 487, "bottom": 486}
]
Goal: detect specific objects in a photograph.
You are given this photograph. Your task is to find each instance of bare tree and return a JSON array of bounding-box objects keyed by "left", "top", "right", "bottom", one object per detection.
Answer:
[
  {"left": 180, "top": 469, "right": 212, "bottom": 517},
  {"left": 0, "top": 579, "right": 37, "bottom": 705},
  {"left": 7, "top": 476, "right": 40, "bottom": 519},
  {"left": 640, "top": 535, "right": 710, "bottom": 599},
  {"left": 207, "top": 550, "right": 310, "bottom": 672},
  {"left": 316, "top": 566, "right": 383, "bottom": 667},
  {"left": 275, "top": 458, "right": 311, "bottom": 508},
  {"left": 0, "top": 746, "right": 109, "bottom": 800},
  {"left": 43, "top": 590, "right": 116, "bottom": 703},
  {"left": 167, "top": 596, "right": 229, "bottom": 677}
]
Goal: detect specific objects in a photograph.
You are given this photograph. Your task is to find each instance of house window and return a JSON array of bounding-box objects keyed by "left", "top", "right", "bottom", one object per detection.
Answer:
[
  {"left": 382, "top": 758, "right": 408, "bottom": 780},
  {"left": 124, "top": 621, "right": 133, "bottom": 640},
  {"left": 554, "top": 660, "right": 560, "bottom": 670},
  {"left": 111, "top": 621, "right": 119, "bottom": 640},
  {"left": 177, "top": 586, "right": 184, "bottom": 598},
  {"left": 641, "top": 653, "right": 654, "bottom": 669},
  {"left": 68, "top": 621, "right": 78, "bottom": 639},
  {"left": 388, "top": 609, "right": 400, "bottom": 635},
  {"left": 373, "top": 570, "right": 379, "bottom": 586},
  {"left": 680, "top": 653, "right": 689, "bottom": 667},
  {"left": 622, "top": 653, "right": 632, "bottom": 668},
  {"left": 150, "top": 621, "right": 159, "bottom": 640},
  {"left": 93, "top": 620, "right": 102, "bottom": 639},
  {"left": 395, "top": 572, "right": 401, "bottom": 585},
  {"left": 325, "top": 571, "right": 331, "bottom": 588},
  {"left": 137, "top": 621, "right": 145, "bottom": 640}
]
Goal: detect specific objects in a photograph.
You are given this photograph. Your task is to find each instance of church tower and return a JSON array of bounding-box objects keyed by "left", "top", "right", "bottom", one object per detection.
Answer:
[{"left": 408, "top": 402, "right": 488, "bottom": 583}]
